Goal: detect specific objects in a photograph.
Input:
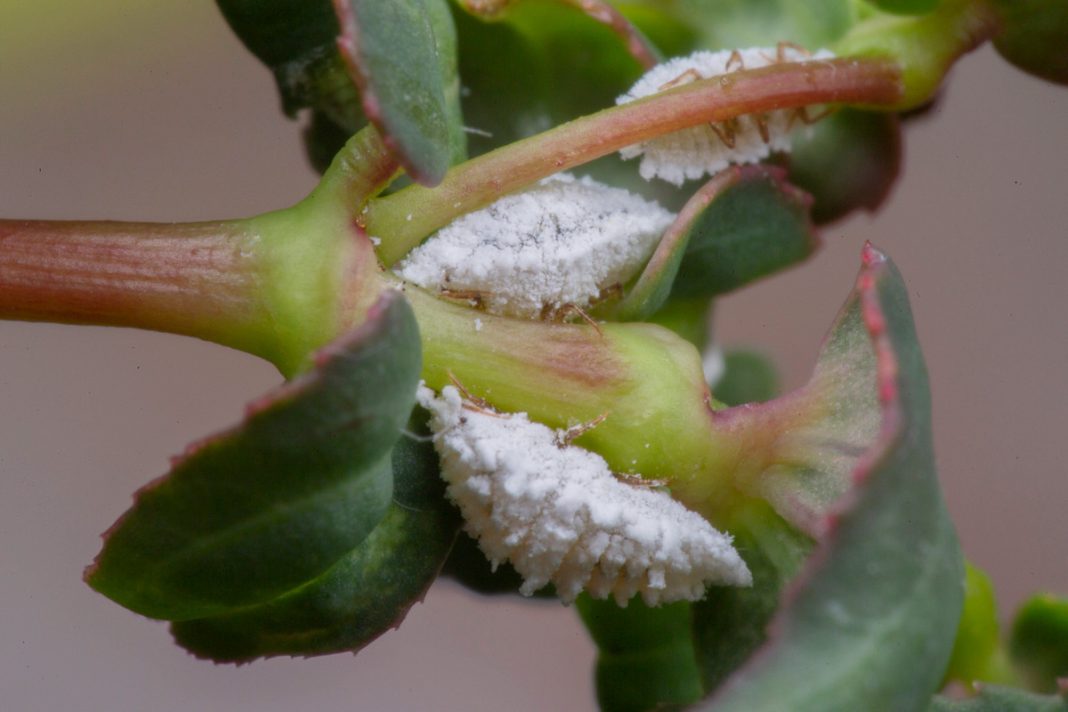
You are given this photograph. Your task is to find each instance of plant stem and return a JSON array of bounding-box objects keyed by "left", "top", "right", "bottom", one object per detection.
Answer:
[
  {"left": 0, "top": 218, "right": 273, "bottom": 355},
  {"left": 365, "top": 57, "right": 902, "bottom": 266}
]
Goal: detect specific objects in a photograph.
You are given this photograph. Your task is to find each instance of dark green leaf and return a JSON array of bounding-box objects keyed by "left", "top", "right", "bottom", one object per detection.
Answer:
[
  {"left": 867, "top": 0, "right": 941, "bottom": 15},
  {"left": 1011, "top": 594, "right": 1068, "bottom": 692},
  {"left": 170, "top": 408, "right": 460, "bottom": 662},
  {"left": 336, "top": 0, "right": 454, "bottom": 185},
  {"left": 453, "top": 0, "right": 652, "bottom": 156},
  {"left": 787, "top": 109, "right": 902, "bottom": 225},
  {"left": 86, "top": 293, "right": 421, "bottom": 621},
  {"left": 668, "top": 167, "right": 817, "bottom": 301},
  {"left": 699, "top": 245, "right": 965, "bottom": 711},
  {"left": 303, "top": 110, "right": 354, "bottom": 175},
  {"left": 215, "top": 0, "right": 363, "bottom": 126},
  {"left": 614, "top": 0, "right": 855, "bottom": 53},
  {"left": 577, "top": 595, "right": 704, "bottom": 712},
  {"left": 693, "top": 507, "right": 812, "bottom": 693},
  {"left": 713, "top": 351, "right": 781, "bottom": 407},
  {"left": 992, "top": 0, "right": 1068, "bottom": 85},
  {"left": 440, "top": 530, "right": 555, "bottom": 598},
  {"left": 929, "top": 685, "right": 1068, "bottom": 712}
]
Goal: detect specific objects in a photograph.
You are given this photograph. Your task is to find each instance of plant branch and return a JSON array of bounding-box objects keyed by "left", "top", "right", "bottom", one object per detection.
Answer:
[
  {"left": 0, "top": 219, "right": 273, "bottom": 355},
  {"left": 364, "top": 56, "right": 902, "bottom": 266}
]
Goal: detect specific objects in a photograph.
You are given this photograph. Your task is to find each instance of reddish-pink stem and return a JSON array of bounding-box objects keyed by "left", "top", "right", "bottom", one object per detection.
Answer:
[
  {"left": 0, "top": 219, "right": 268, "bottom": 353},
  {"left": 366, "top": 57, "right": 902, "bottom": 265}
]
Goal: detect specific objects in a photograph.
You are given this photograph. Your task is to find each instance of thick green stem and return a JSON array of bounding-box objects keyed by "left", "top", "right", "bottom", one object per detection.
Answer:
[
  {"left": 834, "top": 0, "right": 1000, "bottom": 109},
  {"left": 0, "top": 128, "right": 397, "bottom": 375},
  {"left": 405, "top": 285, "right": 742, "bottom": 498},
  {"left": 365, "top": 57, "right": 902, "bottom": 265}
]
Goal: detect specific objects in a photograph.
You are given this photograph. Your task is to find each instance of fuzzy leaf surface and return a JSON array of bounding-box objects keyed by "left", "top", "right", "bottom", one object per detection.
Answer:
[
  {"left": 86, "top": 293, "right": 421, "bottom": 621},
  {"left": 700, "top": 245, "right": 964, "bottom": 711},
  {"left": 169, "top": 409, "right": 459, "bottom": 662}
]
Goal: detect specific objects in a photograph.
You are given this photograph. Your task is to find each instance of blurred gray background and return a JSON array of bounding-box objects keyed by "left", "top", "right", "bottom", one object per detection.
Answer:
[{"left": 1, "top": 2, "right": 1066, "bottom": 711}]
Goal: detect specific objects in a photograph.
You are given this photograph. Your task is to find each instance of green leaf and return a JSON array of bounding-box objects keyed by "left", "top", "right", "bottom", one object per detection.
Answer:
[
  {"left": 577, "top": 595, "right": 704, "bottom": 712},
  {"left": 699, "top": 245, "right": 965, "bottom": 711},
  {"left": 928, "top": 685, "right": 1068, "bottom": 712},
  {"left": 613, "top": 166, "right": 815, "bottom": 320},
  {"left": 169, "top": 408, "right": 459, "bottom": 662},
  {"left": 1011, "top": 594, "right": 1068, "bottom": 692},
  {"left": 439, "top": 530, "right": 549, "bottom": 596},
  {"left": 866, "top": 0, "right": 941, "bottom": 15},
  {"left": 215, "top": 0, "right": 362, "bottom": 127},
  {"left": 991, "top": 0, "right": 1068, "bottom": 85},
  {"left": 335, "top": 0, "right": 455, "bottom": 185},
  {"left": 303, "top": 110, "right": 355, "bottom": 175},
  {"left": 453, "top": 0, "right": 653, "bottom": 156},
  {"left": 713, "top": 351, "right": 781, "bottom": 407},
  {"left": 614, "top": 0, "right": 856, "bottom": 53},
  {"left": 217, "top": 0, "right": 462, "bottom": 181},
  {"left": 667, "top": 167, "right": 817, "bottom": 302},
  {"left": 86, "top": 293, "right": 421, "bottom": 621},
  {"left": 692, "top": 506, "right": 813, "bottom": 694},
  {"left": 944, "top": 562, "right": 1016, "bottom": 687},
  {"left": 787, "top": 108, "right": 901, "bottom": 225}
]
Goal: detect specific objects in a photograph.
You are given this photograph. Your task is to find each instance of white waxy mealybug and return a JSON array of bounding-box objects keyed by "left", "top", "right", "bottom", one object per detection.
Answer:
[
  {"left": 417, "top": 384, "right": 752, "bottom": 605},
  {"left": 617, "top": 45, "right": 836, "bottom": 186},
  {"left": 393, "top": 173, "right": 674, "bottom": 320}
]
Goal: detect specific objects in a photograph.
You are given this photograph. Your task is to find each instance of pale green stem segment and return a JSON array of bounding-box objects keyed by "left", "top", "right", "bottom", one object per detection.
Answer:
[
  {"left": 363, "top": 57, "right": 903, "bottom": 266},
  {"left": 404, "top": 285, "right": 742, "bottom": 499},
  {"left": 834, "top": 0, "right": 1000, "bottom": 109},
  {"left": 0, "top": 128, "right": 399, "bottom": 377}
]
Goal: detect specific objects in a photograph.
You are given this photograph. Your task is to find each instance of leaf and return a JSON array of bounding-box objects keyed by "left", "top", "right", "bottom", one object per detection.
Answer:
[
  {"left": 867, "top": 0, "right": 940, "bottom": 15},
  {"left": 943, "top": 562, "right": 1012, "bottom": 687},
  {"left": 667, "top": 166, "right": 817, "bottom": 302},
  {"left": 616, "top": 166, "right": 818, "bottom": 322},
  {"left": 86, "top": 293, "right": 421, "bottom": 621},
  {"left": 215, "top": 0, "right": 362, "bottom": 127},
  {"left": 335, "top": 0, "right": 454, "bottom": 185},
  {"left": 787, "top": 108, "right": 902, "bottom": 225},
  {"left": 613, "top": 0, "right": 855, "bottom": 54},
  {"left": 453, "top": 0, "right": 653, "bottom": 156},
  {"left": 303, "top": 110, "right": 356, "bottom": 175},
  {"left": 991, "top": 0, "right": 1068, "bottom": 85},
  {"left": 574, "top": 340, "right": 790, "bottom": 712},
  {"left": 713, "top": 351, "right": 781, "bottom": 407},
  {"left": 928, "top": 685, "right": 1068, "bottom": 712},
  {"left": 217, "top": 0, "right": 463, "bottom": 180},
  {"left": 1011, "top": 594, "right": 1068, "bottom": 692},
  {"left": 577, "top": 595, "right": 704, "bottom": 712},
  {"left": 614, "top": 166, "right": 815, "bottom": 320},
  {"left": 169, "top": 408, "right": 460, "bottom": 662},
  {"left": 699, "top": 245, "right": 965, "bottom": 711},
  {"left": 692, "top": 507, "right": 813, "bottom": 693}
]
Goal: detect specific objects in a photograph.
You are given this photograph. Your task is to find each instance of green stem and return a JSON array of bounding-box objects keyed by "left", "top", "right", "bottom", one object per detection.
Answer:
[
  {"left": 365, "top": 57, "right": 903, "bottom": 266},
  {"left": 405, "top": 284, "right": 738, "bottom": 496},
  {"left": 0, "top": 128, "right": 398, "bottom": 375},
  {"left": 834, "top": 0, "right": 1000, "bottom": 109}
]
